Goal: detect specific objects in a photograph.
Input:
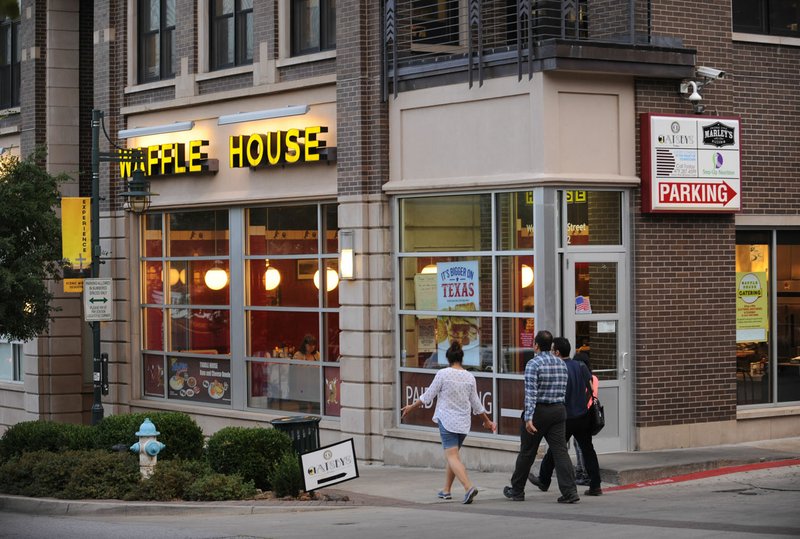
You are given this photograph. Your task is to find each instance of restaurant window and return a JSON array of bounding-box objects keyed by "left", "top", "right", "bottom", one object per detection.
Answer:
[
  {"left": 291, "top": 0, "right": 336, "bottom": 56},
  {"left": 0, "top": 339, "right": 22, "bottom": 382},
  {"left": 245, "top": 204, "right": 340, "bottom": 416},
  {"left": 138, "top": 0, "right": 176, "bottom": 83},
  {"left": 732, "top": 0, "right": 800, "bottom": 38},
  {"left": 398, "top": 192, "right": 536, "bottom": 437},
  {"left": 210, "top": 0, "right": 254, "bottom": 70},
  {"left": 0, "top": 16, "right": 20, "bottom": 109},
  {"left": 736, "top": 230, "right": 800, "bottom": 406}
]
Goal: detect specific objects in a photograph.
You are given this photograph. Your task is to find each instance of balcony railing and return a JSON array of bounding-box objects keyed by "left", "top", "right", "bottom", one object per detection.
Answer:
[{"left": 383, "top": 0, "right": 660, "bottom": 96}]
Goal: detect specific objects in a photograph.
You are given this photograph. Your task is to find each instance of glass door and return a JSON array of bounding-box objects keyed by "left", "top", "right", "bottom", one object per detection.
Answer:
[{"left": 563, "top": 251, "right": 630, "bottom": 453}]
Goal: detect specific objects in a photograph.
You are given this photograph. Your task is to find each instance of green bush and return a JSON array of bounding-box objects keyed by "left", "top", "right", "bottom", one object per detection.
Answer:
[
  {"left": 94, "top": 412, "right": 204, "bottom": 460},
  {"left": 268, "top": 451, "right": 304, "bottom": 498},
  {"left": 130, "top": 458, "right": 212, "bottom": 501},
  {"left": 0, "top": 450, "right": 139, "bottom": 499},
  {"left": 0, "top": 421, "right": 96, "bottom": 462},
  {"left": 183, "top": 473, "right": 256, "bottom": 501},
  {"left": 205, "top": 427, "right": 293, "bottom": 490}
]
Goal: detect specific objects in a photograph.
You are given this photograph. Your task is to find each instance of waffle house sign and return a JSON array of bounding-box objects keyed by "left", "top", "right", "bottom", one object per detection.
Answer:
[{"left": 119, "top": 126, "right": 334, "bottom": 178}]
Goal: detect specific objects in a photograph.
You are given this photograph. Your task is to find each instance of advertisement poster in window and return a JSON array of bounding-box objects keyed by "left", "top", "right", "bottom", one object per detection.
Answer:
[
  {"left": 736, "top": 271, "right": 768, "bottom": 343},
  {"left": 436, "top": 261, "right": 480, "bottom": 367},
  {"left": 168, "top": 357, "right": 231, "bottom": 404}
]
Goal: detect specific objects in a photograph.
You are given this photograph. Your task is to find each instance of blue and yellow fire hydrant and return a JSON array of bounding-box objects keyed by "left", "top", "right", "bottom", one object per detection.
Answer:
[{"left": 130, "top": 418, "right": 165, "bottom": 479}]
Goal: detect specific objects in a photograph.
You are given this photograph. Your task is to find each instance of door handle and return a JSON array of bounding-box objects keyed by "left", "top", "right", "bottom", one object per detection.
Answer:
[{"left": 620, "top": 352, "right": 629, "bottom": 379}]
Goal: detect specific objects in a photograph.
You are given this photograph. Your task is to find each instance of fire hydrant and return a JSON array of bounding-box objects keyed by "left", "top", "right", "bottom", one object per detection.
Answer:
[{"left": 130, "top": 418, "right": 165, "bottom": 479}]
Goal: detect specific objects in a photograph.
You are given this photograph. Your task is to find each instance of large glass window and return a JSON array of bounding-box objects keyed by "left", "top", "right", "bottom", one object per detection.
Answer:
[
  {"left": 141, "top": 204, "right": 341, "bottom": 416},
  {"left": 736, "top": 230, "right": 800, "bottom": 406},
  {"left": 138, "top": 0, "right": 176, "bottom": 83},
  {"left": 733, "top": 0, "right": 800, "bottom": 38},
  {"left": 210, "top": 0, "right": 254, "bottom": 70},
  {"left": 291, "top": 0, "right": 336, "bottom": 56},
  {"left": 398, "top": 192, "right": 535, "bottom": 436},
  {"left": 0, "top": 16, "right": 20, "bottom": 109},
  {"left": 246, "top": 204, "right": 340, "bottom": 416}
]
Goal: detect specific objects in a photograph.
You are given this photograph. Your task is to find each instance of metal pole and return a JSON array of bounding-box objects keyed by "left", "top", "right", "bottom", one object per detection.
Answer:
[{"left": 90, "top": 109, "right": 104, "bottom": 425}]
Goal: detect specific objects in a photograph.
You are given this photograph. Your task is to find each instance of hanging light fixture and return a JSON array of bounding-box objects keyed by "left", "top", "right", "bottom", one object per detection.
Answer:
[
  {"left": 204, "top": 212, "right": 228, "bottom": 290},
  {"left": 263, "top": 260, "right": 281, "bottom": 291},
  {"left": 313, "top": 267, "right": 339, "bottom": 291},
  {"left": 521, "top": 264, "right": 534, "bottom": 288},
  {"left": 421, "top": 264, "right": 437, "bottom": 274},
  {"left": 168, "top": 267, "right": 186, "bottom": 286}
]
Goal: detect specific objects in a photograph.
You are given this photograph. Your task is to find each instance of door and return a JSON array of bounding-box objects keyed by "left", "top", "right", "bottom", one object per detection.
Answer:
[{"left": 563, "top": 252, "right": 630, "bottom": 453}]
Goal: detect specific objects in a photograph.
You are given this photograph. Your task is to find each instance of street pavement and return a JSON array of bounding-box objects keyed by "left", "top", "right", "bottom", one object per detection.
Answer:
[{"left": 0, "top": 435, "right": 798, "bottom": 520}]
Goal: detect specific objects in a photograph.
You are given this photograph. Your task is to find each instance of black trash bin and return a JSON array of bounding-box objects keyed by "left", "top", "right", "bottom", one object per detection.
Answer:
[{"left": 270, "top": 416, "right": 321, "bottom": 454}]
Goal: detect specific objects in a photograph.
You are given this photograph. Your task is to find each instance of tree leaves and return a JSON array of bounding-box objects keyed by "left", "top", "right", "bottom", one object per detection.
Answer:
[{"left": 0, "top": 153, "right": 67, "bottom": 341}]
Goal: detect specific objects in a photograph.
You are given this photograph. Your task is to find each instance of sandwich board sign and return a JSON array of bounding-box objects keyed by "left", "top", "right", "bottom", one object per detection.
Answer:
[
  {"left": 83, "top": 278, "right": 113, "bottom": 321},
  {"left": 300, "top": 438, "right": 359, "bottom": 492}
]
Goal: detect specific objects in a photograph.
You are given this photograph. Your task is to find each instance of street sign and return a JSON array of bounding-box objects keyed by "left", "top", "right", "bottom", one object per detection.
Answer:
[{"left": 83, "top": 278, "right": 113, "bottom": 321}]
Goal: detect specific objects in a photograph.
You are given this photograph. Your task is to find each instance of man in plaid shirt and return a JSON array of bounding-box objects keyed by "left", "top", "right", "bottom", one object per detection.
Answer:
[{"left": 503, "top": 330, "right": 580, "bottom": 503}]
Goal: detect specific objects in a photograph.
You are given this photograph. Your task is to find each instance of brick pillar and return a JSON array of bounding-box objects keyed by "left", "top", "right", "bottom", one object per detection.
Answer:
[{"left": 336, "top": 0, "right": 391, "bottom": 463}]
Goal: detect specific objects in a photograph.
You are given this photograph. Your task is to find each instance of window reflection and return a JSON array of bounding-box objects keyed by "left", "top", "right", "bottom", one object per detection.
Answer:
[{"left": 566, "top": 190, "right": 621, "bottom": 246}]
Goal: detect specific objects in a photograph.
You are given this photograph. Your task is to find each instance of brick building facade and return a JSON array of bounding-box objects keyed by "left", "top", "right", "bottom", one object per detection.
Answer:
[{"left": 1, "top": 0, "right": 798, "bottom": 468}]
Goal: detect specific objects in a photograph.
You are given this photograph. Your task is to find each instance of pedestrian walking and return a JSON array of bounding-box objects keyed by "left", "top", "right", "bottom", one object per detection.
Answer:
[
  {"left": 503, "top": 330, "right": 580, "bottom": 503},
  {"left": 528, "top": 341, "right": 603, "bottom": 497},
  {"left": 401, "top": 340, "right": 497, "bottom": 504}
]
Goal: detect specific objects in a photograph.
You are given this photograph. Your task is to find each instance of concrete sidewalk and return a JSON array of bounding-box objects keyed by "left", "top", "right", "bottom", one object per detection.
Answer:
[{"left": 1, "top": 436, "right": 798, "bottom": 515}]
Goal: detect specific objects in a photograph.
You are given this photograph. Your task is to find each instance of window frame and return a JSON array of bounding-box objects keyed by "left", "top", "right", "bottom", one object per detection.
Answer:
[
  {"left": 0, "top": 339, "right": 23, "bottom": 382},
  {"left": 209, "top": 0, "right": 254, "bottom": 71},
  {"left": 733, "top": 0, "right": 800, "bottom": 38},
  {"left": 0, "top": 16, "right": 20, "bottom": 110},
  {"left": 137, "top": 0, "right": 176, "bottom": 84},
  {"left": 290, "top": 0, "right": 336, "bottom": 57}
]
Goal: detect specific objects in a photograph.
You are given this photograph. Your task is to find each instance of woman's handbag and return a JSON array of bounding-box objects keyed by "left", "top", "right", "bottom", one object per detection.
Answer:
[{"left": 588, "top": 396, "right": 605, "bottom": 435}]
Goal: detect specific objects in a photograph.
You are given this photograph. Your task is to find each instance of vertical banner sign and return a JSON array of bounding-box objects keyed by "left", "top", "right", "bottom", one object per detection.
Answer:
[
  {"left": 736, "top": 272, "right": 768, "bottom": 343},
  {"left": 61, "top": 197, "right": 91, "bottom": 293},
  {"left": 641, "top": 114, "right": 741, "bottom": 213}
]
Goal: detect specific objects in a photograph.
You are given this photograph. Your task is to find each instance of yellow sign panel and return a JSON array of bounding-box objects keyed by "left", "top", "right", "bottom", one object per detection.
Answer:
[
  {"left": 736, "top": 271, "right": 769, "bottom": 343},
  {"left": 61, "top": 197, "right": 91, "bottom": 293}
]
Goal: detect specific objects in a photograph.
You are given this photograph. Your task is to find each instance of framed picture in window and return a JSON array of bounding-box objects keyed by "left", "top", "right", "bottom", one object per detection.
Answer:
[{"left": 297, "top": 260, "right": 317, "bottom": 280}]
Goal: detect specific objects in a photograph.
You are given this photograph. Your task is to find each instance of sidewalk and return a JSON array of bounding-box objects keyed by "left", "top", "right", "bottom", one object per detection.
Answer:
[{"left": 1, "top": 436, "right": 798, "bottom": 515}]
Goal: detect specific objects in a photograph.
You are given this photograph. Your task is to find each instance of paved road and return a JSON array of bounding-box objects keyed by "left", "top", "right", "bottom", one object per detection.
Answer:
[{"left": 1, "top": 464, "right": 799, "bottom": 538}]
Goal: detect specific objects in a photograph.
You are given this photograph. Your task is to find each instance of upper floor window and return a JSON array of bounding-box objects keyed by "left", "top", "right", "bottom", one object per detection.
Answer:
[
  {"left": 291, "top": 0, "right": 336, "bottom": 56},
  {"left": 733, "top": 0, "right": 800, "bottom": 37},
  {"left": 210, "top": 0, "right": 253, "bottom": 70},
  {"left": 138, "top": 0, "right": 176, "bottom": 83},
  {"left": 0, "top": 17, "right": 20, "bottom": 109}
]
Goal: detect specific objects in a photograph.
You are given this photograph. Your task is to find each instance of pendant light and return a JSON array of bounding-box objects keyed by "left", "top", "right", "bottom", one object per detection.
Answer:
[
  {"left": 521, "top": 264, "right": 534, "bottom": 288},
  {"left": 204, "top": 212, "right": 228, "bottom": 290},
  {"left": 264, "top": 260, "right": 281, "bottom": 291},
  {"left": 313, "top": 267, "right": 339, "bottom": 291}
]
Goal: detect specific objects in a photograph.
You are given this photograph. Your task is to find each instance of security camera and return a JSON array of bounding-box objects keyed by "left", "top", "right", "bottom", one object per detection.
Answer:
[{"left": 696, "top": 66, "right": 725, "bottom": 80}]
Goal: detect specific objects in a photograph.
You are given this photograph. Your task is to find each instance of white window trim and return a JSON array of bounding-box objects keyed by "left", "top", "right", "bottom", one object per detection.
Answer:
[
  {"left": 732, "top": 32, "right": 800, "bottom": 48},
  {"left": 197, "top": 0, "right": 209, "bottom": 74},
  {"left": 195, "top": 63, "right": 254, "bottom": 82},
  {"left": 127, "top": 0, "right": 137, "bottom": 87},
  {"left": 278, "top": 0, "right": 337, "bottom": 65}
]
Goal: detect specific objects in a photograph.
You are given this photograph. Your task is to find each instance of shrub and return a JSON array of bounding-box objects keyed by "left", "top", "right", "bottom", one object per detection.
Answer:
[
  {"left": 268, "top": 451, "right": 304, "bottom": 498},
  {"left": 183, "top": 473, "right": 256, "bottom": 501},
  {"left": 0, "top": 421, "right": 96, "bottom": 462},
  {"left": 130, "top": 458, "right": 212, "bottom": 501},
  {"left": 0, "top": 450, "right": 139, "bottom": 499},
  {"left": 59, "top": 450, "right": 141, "bottom": 500},
  {"left": 94, "top": 412, "right": 204, "bottom": 460},
  {"left": 206, "top": 427, "right": 293, "bottom": 490}
]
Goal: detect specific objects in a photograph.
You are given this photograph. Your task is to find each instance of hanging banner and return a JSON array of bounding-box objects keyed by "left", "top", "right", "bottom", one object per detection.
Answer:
[
  {"left": 736, "top": 271, "right": 768, "bottom": 343},
  {"left": 61, "top": 197, "right": 91, "bottom": 293}
]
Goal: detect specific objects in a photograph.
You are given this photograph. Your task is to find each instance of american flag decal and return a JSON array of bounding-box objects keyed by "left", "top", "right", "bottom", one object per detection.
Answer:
[
  {"left": 575, "top": 295, "right": 592, "bottom": 314},
  {"left": 656, "top": 148, "right": 675, "bottom": 176}
]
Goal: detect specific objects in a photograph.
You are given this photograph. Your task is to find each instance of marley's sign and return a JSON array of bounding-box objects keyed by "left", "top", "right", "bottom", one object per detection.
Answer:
[{"left": 118, "top": 125, "right": 335, "bottom": 178}]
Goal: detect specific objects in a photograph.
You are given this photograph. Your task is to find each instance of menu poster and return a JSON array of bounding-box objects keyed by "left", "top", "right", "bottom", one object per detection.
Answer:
[
  {"left": 168, "top": 357, "right": 231, "bottom": 404},
  {"left": 736, "top": 271, "right": 769, "bottom": 343}
]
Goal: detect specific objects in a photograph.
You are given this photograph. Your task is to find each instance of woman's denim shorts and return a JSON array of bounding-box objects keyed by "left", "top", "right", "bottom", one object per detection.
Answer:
[{"left": 438, "top": 422, "right": 467, "bottom": 450}]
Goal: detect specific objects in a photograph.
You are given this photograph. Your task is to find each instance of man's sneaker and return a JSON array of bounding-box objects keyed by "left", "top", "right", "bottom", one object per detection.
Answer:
[
  {"left": 557, "top": 493, "right": 581, "bottom": 504},
  {"left": 528, "top": 473, "right": 550, "bottom": 492},
  {"left": 584, "top": 487, "right": 603, "bottom": 496},
  {"left": 437, "top": 490, "right": 452, "bottom": 500},
  {"left": 462, "top": 486, "right": 478, "bottom": 504},
  {"left": 576, "top": 476, "right": 591, "bottom": 486},
  {"left": 502, "top": 486, "right": 525, "bottom": 501}
]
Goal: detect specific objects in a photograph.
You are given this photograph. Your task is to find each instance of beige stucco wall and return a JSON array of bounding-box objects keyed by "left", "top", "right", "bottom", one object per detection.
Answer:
[{"left": 386, "top": 72, "right": 638, "bottom": 194}]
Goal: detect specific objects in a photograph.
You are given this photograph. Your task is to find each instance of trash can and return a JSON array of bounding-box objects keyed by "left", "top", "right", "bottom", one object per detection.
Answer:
[{"left": 270, "top": 415, "right": 321, "bottom": 454}]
